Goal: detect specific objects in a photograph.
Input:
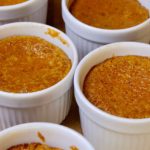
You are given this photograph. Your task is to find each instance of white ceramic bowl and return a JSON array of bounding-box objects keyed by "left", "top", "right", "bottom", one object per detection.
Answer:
[
  {"left": 0, "top": 0, "right": 48, "bottom": 25},
  {"left": 0, "top": 22, "right": 78, "bottom": 130},
  {"left": 62, "top": 0, "right": 150, "bottom": 60},
  {"left": 0, "top": 122, "right": 95, "bottom": 150},
  {"left": 74, "top": 42, "right": 150, "bottom": 150}
]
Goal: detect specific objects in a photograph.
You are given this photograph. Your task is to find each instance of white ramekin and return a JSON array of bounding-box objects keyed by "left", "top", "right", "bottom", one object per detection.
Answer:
[
  {"left": 62, "top": 0, "right": 150, "bottom": 60},
  {"left": 0, "top": 0, "right": 48, "bottom": 25},
  {"left": 74, "top": 42, "right": 150, "bottom": 150},
  {"left": 0, "top": 22, "right": 78, "bottom": 131},
  {"left": 0, "top": 122, "right": 95, "bottom": 150}
]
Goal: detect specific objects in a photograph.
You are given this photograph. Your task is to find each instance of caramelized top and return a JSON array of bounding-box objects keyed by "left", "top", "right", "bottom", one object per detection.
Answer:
[
  {"left": 0, "top": 0, "right": 27, "bottom": 6},
  {"left": 70, "top": 0, "right": 149, "bottom": 29},
  {"left": 84, "top": 56, "right": 150, "bottom": 119},
  {"left": 8, "top": 143, "right": 62, "bottom": 150},
  {"left": 8, "top": 144, "right": 79, "bottom": 150},
  {"left": 0, "top": 36, "right": 71, "bottom": 93}
]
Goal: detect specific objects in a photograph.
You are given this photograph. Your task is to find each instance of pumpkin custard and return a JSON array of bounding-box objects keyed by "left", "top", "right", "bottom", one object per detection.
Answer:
[
  {"left": 8, "top": 143, "right": 79, "bottom": 150},
  {"left": 0, "top": 0, "right": 27, "bottom": 6},
  {"left": 0, "top": 36, "right": 71, "bottom": 93},
  {"left": 83, "top": 56, "right": 150, "bottom": 119},
  {"left": 8, "top": 143, "right": 62, "bottom": 150},
  {"left": 70, "top": 0, "right": 149, "bottom": 29}
]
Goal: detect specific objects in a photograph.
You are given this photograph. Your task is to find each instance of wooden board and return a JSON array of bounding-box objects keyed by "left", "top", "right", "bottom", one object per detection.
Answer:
[{"left": 62, "top": 100, "right": 82, "bottom": 133}]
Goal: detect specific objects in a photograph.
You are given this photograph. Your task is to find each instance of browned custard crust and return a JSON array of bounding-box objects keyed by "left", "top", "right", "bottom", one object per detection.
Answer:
[
  {"left": 0, "top": 0, "right": 27, "bottom": 6},
  {"left": 0, "top": 36, "right": 71, "bottom": 93},
  {"left": 70, "top": 0, "right": 149, "bottom": 29},
  {"left": 8, "top": 144, "right": 79, "bottom": 150},
  {"left": 83, "top": 56, "right": 150, "bottom": 119},
  {"left": 8, "top": 143, "right": 62, "bottom": 150}
]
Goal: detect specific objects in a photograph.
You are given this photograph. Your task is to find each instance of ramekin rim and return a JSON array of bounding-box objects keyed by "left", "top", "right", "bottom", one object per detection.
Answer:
[
  {"left": 0, "top": 122, "right": 94, "bottom": 150},
  {"left": 0, "top": 22, "right": 78, "bottom": 98},
  {"left": 74, "top": 42, "right": 150, "bottom": 124},
  {"left": 62, "top": 0, "right": 150, "bottom": 34}
]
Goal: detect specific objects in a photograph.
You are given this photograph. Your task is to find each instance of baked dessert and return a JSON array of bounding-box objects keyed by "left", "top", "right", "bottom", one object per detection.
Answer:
[
  {"left": 8, "top": 143, "right": 79, "bottom": 150},
  {"left": 83, "top": 56, "right": 150, "bottom": 118},
  {"left": 0, "top": 36, "right": 71, "bottom": 93},
  {"left": 7, "top": 143, "right": 62, "bottom": 150},
  {"left": 70, "top": 0, "right": 149, "bottom": 29},
  {"left": 0, "top": 0, "right": 27, "bottom": 6}
]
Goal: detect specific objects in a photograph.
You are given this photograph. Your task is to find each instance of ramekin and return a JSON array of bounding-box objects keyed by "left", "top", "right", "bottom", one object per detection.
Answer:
[
  {"left": 62, "top": 0, "right": 150, "bottom": 60},
  {"left": 74, "top": 42, "right": 150, "bottom": 150},
  {"left": 0, "top": 0, "right": 48, "bottom": 25},
  {"left": 0, "top": 22, "right": 78, "bottom": 130},
  {"left": 0, "top": 122, "right": 95, "bottom": 150}
]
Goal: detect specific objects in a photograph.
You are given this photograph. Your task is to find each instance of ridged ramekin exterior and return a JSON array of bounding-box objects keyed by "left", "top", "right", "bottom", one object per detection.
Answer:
[
  {"left": 74, "top": 42, "right": 150, "bottom": 150},
  {"left": 80, "top": 109, "right": 150, "bottom": 150},
  {"left": 0, "top": 22, "right": 78, "bottom": 131},
  {"left": 65, "top": 25, "right": 150, "bottom": 61},
  {"left": 65, "top": 26, "right": 104, "bottom": 60},
  {"left": 0, "top": 89, "right": 72, "bottom": 130},
  {"left": 0, "top": 1, "right": 48, "bottom": 25}
]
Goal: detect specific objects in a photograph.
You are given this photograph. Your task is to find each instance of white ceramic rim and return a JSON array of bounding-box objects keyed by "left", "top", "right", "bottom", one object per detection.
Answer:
[
  {"left": 74, "top": 42, "right": 150, "bottom": 133},
  {"left": 62, "top": 0, "right": 150, "bottom": 43},
  {"left": 0, "top": 122, "right": 95, "bottom": 150},
  {"left": 0, "top": 22, "right": 78, "bottom": 99}
]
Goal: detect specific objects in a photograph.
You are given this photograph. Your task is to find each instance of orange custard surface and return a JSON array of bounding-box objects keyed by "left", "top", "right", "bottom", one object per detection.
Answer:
[
  {"left": 8, "top": 143, "right": 62, "bottom": 150},
  {"left": 0, "top": 0, "right": 27, "bottom": 6},
  {"left": 84, "top": 56, "right": 150, "bottom": 118},
  {"left": 0, "top": 36, "right": 71, "bottom": 93},
  {"left": 70, "top": 0, "right": 149, "bottom": 29}
]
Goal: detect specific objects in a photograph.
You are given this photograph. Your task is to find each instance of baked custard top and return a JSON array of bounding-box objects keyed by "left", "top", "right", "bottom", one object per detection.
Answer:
[
  {"left": 0, "top": 0, "right": 27, "bottom": 6},
  {"left": 0, "top": 36, "right": 71, "bottom": 93},
  {"left": 83, "top": 56, "right": 150, "bottom": 119},
  {"left": 8, "top": 143, "right": 79, "bottom": 150},
  {"left": 8, "top": 143, "right": 62, "bottom": 150},
  {"left": 70, "top": 0, "right": 149, "bottom": 29}
]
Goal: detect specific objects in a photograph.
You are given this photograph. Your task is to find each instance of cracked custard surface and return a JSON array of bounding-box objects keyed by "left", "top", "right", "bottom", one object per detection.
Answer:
[
  {"left": 0, "top": 0, "right": 27, "bottom": 6},
  {"left": 83, "top": 56, "right": 150, "bottom": 119},
  {"left": 70, "top": 0, "right": 149, "bottom": 29},
  {"left": 0, "top": 36, "right": 71, "bottom": 93}
]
